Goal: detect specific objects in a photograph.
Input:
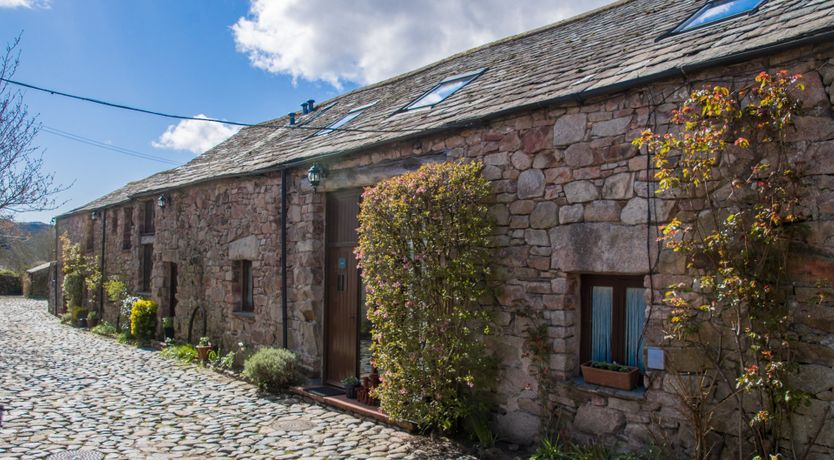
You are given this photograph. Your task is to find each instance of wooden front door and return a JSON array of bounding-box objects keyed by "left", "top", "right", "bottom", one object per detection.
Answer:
[{"left": 325, "top": 189, "right": 362, "bottom": 386}]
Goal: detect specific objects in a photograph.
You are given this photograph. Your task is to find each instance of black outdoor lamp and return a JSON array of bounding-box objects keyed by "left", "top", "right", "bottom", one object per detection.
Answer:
[
  {"left": 157, "top": 193, "right": 169, "bottom": 208},
  {"left": 307, "top": 163, "right": 325, "bottom": 191}
]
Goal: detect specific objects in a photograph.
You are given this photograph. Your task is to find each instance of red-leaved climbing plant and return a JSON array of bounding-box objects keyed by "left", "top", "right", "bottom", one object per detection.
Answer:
[{"left": 633, "top": 71, "right": 823, "bottom": 459}]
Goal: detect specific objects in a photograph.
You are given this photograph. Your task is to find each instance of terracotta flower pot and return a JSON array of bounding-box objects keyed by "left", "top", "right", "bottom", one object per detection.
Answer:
[
  {"left": 580, "top": 362, "right": 640, "bottom": 391},
  {"left": 196, "top": 345, "right": 211, "bottom": 363}
]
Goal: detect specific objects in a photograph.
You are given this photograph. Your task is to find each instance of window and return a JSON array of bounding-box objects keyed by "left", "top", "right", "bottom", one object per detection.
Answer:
[
  {"left": 85, "top": 219, "right": 95, "bottom": 253},
  {"left": 580, "top": 275, "right": 646, "bottom": 370},
  {"left": 240, "top": 260, "right": 254, "bottom": 313},
  {"left": 314, "top": 102, "right": 377, "bottom": 136},
  {"left": 140, "top": 244, "right": 153, "bottom": 292},
  {"left": 142, "top": 200, "right": 155, "bottom": 235},
  {"left": 672, "top": 0, "right": 766, "bottom": 34},
  {"left": 401, "top": 69, "right": 485, "bottom": 111},
  {"left": 122, "top": 207, "right": 133, "bottom": 250},
  {"left": 111, "top": 208, "right": 119, "bottom": 235}
]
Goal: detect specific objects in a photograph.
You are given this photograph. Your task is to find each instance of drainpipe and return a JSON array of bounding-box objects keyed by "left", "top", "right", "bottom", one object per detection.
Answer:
[
  {"left": 281, "top": 168, "right": 289, "bottom": 349},
  {"left": 99, "top": 210, "right": 107, "bottom": 315},
  {"left": 54, "top": 218, "right": 59, "bottom": 316}
]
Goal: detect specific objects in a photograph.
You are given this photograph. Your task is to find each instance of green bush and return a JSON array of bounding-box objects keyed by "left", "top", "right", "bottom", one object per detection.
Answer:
[
  {"left": 91, "top": 321, "right": 117, "bottom": 337},
  {"left": 242, "top": 348, "right": 304, "bottom": 391},
  {"left": 356, "top": 161, "right": 495, "bottom": 432},
  {"left": 116, "top": 331, "right": 131, "bottom": 344},
  {"left": 129, "top": 298, "right": 157, "bottom": 342},
  {"left": 62, "top": 272, "right": 84, "bottom": 307},
  {"left": 530, "top": 438, "right": 660, "bottom": 460},
  {"left": 160, "top": 343, "right": 197, "bottom": 363},
  {"left": 0, "top": 269, "right": 21, "bottom": 295},
  {"left": 60, "top": 312, "right": 72, "bottom": 324}
]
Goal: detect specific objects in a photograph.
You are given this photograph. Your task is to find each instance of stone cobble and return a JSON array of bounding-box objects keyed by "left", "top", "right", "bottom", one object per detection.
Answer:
[{"left": 0, "top": 297, "right": 474, "bottom": 459}]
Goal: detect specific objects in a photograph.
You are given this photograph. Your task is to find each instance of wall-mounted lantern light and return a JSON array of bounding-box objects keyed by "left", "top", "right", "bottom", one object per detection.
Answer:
[
  {"left": 90, "top": 210, "right": 98, "bottom": 221},
  {"left": 157, "top": 194, "right": 169, "bottom": 208},
  {"left": 307, "top": 163, "right": 326, "bottom": 191}
]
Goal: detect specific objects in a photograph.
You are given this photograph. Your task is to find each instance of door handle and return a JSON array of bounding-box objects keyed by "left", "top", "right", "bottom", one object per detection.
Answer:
[{"left": 337, "top": 273, "right": 345, "bottom": 291}]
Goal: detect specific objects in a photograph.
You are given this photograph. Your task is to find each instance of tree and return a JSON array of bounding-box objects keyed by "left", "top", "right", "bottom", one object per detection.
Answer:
[{"left": 0, "top": 35, "right": 65, "bottom": 221}]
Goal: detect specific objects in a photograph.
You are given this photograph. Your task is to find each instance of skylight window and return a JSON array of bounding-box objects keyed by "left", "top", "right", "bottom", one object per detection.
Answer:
[
  {"left": 402, "top": 69, "right": 485, "bottom": 111},
  {"left": 314, "top": 101, "right": 376, "bottom": 136},
  {"left": 673, "top": 0, "right": 766, "bottom": 33}
]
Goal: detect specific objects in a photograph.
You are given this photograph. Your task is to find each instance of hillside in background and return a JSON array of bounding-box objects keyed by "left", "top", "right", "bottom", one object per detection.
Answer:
[{"left": 0, "top": 222, "right": 55, "bottom": 272}]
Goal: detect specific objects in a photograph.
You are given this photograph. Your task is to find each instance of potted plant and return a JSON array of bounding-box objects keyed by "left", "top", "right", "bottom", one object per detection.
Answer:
[
  {"left": 77, "top": 309, "right": 89, "bottom": 328},
  {"left": 580, "top": 361, "right": 640, "bottom": 391},
  {"left": 162, "top": 317, "right": 175, "bottom": 339},
  {"left": 86, "top": 311, "right": 98, "bottom": 328},
  {"left": 341, "top": 375, "right": 360, "bottom": 399},
  {"left": 196, "top": 336, "right": 212, "bottom": 363}
]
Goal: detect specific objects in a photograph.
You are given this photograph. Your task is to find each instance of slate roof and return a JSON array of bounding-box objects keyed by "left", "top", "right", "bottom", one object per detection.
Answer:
[
  {"left": 26, "top": 262, "right": 52, "bottom": 273},
  {"left": 61, "top": 0, "right": 834, "bottom": 217}
]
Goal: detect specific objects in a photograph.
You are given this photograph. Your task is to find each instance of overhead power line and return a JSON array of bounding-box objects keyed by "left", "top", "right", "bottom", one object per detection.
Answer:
[
  {"left": 1, "top": 77, "right": 426, "bottom": 135},
  {"left": 41, "top": 126, "right": 183, "bottom": 166}
]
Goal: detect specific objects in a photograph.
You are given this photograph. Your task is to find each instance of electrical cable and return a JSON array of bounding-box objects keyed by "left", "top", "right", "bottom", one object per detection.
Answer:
[
  {"left": 1, "top": 77, "right": 426, "bottom": 135},
  {"left": 40, "top": 126, "right": 182, "bottom": 166}
]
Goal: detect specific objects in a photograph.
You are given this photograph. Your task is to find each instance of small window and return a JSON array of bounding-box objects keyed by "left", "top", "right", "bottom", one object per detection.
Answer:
[
  {"left": 241, "top": 260, "right": 254, "bottom": 312},
  {"left": 85, "top": 219, "right": 95, "bottom": 253},
  {"left": 111, "top": 208, "right": 119, "bottom": 235},
  {"left": 314, "top": 102, "right": 377, "bottom": 136},
  {"left": 401, "top": 69, "right": 485, "bottom": 111},
  {"left": 140, "top": 243, "right": 153, "bottom": 292},
  {"left": 672, "top": 0, "right": 766, "bottom": 34},
  {"left": 122, "top": 207, "right": 133, "bottom": 250},
  {"left": 142, "top": 200, "right": 155, "bottom": 235},
  {"left": 580, "top": 275, "right": 646, "bottom": 371}
]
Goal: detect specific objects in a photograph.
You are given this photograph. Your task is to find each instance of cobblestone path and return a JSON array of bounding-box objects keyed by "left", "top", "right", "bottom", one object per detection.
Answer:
[{"left": 0, "top": 298, "right": 473, "bottom": 459}]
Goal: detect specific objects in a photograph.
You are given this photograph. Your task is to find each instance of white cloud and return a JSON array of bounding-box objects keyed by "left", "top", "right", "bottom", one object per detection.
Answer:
[
  {"left": 152, "top": 115, "right": 241, "bottom": 154},
  {"left": 0, "top": 0, "right": 49, "bottom": 8},
  {"left": 232, "top": 0, "right": 615, "bottom": 88}
]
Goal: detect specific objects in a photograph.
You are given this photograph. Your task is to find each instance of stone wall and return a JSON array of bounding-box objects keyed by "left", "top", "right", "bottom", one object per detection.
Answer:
[{"left": 56, "top": 41, "right": 834, "bottom": 457}]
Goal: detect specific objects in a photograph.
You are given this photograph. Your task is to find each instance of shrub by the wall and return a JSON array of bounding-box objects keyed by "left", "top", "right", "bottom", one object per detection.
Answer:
[
  {"left": 0, "top": 269, "right": 21, "bottom": 295},
  {"left": 130, "top": 298, "right": 157, "bottom": 341},
  {"left": 242, "top": 347, "right": 304, "bottom": 391},
  {"left": 356, "top": 161, "right": 495, "bottom": 432}
]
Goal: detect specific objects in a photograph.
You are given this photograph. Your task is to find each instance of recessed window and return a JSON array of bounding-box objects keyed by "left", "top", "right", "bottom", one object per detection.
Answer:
[
  {"left": 315, "top": 102, "right": 377, "bottom": 136},
  {"left": 672, "top": 0, "right": 766, "bottom": 33},
  {"left": 580, "top": 275, "right": 646, "bottom": 370},
  {"left": 234, "top": 260, "right": 254, "bottom": 313},
  {"left": 142, "top": 200, "right": 155, "bottom": 235},
  {"left": 402, "top": 69, "right": 485, "bottom": 111},
  {"left": 122, "top": 206, "right": 133, "bottom": 250},
  {"left": 140, "top": 244, "right": 153, "bottom": 292}
]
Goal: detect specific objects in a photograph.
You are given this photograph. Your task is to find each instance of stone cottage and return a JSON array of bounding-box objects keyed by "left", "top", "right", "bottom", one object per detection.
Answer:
[{"left": 54, "top": 0, "right": 834, "bottom": 456}]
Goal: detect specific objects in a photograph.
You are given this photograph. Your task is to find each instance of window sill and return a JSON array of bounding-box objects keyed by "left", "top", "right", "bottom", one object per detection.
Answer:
[
  {"left": 233, "top": 311, "right": 255, "bottom": 320},
  {"left": 563, "top": 377, "right": 647, "bottom": 400}
]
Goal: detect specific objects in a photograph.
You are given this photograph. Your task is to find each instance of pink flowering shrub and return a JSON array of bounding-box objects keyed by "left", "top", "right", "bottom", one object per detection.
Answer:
[{"left": 357, "top": 161, "right": 495, "bottom": 432}]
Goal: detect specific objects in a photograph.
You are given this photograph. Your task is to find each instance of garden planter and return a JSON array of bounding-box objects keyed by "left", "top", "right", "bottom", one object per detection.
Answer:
[
  {"left": 196, "top": 345, "right": 211, "bottom": 363},
  {"left": 77, "top": 316, "right": 88, "bottom": 328},
  {"left": 87, "top": 317, "right": 98, "bottom": 328},
  {"left": 345, "top": 384, "right": 358, "bottom": 399},
  {"left": 580, "top": 362, "right": 640, "bottom": 390}
]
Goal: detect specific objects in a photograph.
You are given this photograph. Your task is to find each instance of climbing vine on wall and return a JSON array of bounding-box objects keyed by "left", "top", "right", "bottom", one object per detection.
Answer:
[
  {"left": 356, "top": 161, "right": 495, "bottom": 434},
  {"left": 60, "top": 233, "right": 101, "bottom": 311},
  {"left": 633, "top": 71, "right": 825, "bottom": 459}
]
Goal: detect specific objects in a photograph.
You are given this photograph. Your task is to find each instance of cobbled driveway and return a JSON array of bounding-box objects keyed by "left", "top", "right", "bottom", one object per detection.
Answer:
[{"left": 0, "top": 297, "right": 473, "bottom": 459}]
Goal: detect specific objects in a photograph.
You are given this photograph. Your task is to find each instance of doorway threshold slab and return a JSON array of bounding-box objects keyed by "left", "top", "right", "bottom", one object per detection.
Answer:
[{"left": 290, "top": 385, "right": 414, "bottom": 432}]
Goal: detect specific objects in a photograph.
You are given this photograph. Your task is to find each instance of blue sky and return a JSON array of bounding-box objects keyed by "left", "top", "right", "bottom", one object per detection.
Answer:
[{"left": 1, "top": 0, "right": 611, "bottom": 223}]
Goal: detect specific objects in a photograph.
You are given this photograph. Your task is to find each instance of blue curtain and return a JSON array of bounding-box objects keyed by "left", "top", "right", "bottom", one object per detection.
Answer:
[
  {"left": 591, "top": 286, "right": 612, "bottom": 362},
  {"left": 625, "top": 288, "right": 646, "bottom": 370}
]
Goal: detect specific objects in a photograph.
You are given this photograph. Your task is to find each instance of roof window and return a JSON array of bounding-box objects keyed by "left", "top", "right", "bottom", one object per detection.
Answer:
[
  {"left": 672, "top": 0, "right": 766, "bottom": 33},
  {"left": 401, "top": 69, "right": 485, "bottom": 111},
  {"left": 314, "top": 101, "right": 376, "bottom": 136}
]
